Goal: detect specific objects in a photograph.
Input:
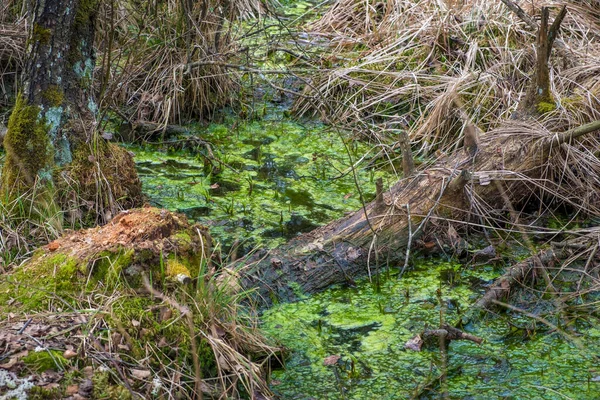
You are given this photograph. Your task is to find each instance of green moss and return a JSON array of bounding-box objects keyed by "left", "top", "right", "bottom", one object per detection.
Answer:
[
  {"left": 172, "top": 231, "right": 193, "bottom": 246},
  {"left": 28, "top": 386, "right": 62, "bottom": 400},
  {"left": 0, "top": 252, "right": 82, "bottom": 310},
  {"left": 23, "top": 350, "right": 69, "bottom": 372},
  {"left": 166, "top": 258, "right": 192, "bottom": 282},
  {"left": 91, "top": 249, "right": 135, "bottom": 288},
  {"left": 32, "top": 24, "right": 52, "bottom": 45},
  {"left": 42, "top": 85, "right": 64, "bottom": 107},
  {"left": 0, "top": 94, "right": 52, "bottom": 195},
  {"left": 537, "top": 100, "right": 556, "bottom": 114},
  {"left": 92, "top": 371, "right": 132, "bottom": 400}
]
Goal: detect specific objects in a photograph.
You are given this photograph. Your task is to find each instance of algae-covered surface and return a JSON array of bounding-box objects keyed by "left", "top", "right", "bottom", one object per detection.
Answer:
[
  {"left": 261, "top": 259, "right": 600, "bottom": 399},
  {"left": 129, "top": 115, "right": 393, "bottom": 249}
]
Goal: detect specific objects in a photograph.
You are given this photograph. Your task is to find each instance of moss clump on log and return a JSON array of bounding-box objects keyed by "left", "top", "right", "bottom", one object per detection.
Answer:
[
  {"left": 0, "top": 208, "right": 209, "bottom": 309},
  {"left": 0, "top": 208, "right": 278, "bottom": 398}
]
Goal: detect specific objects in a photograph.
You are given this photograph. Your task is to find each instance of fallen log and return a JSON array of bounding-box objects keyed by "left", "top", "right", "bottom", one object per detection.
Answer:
[
  {"left": 240, "top": 118, "right": 600, "bottom": 304},
  {"left": 239, "top": 5, "right": 600, "bottom": 304}
]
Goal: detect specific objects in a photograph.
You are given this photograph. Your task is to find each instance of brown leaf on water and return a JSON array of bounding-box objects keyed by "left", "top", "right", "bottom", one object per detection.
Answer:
[
  {"left": 323, "top": 354, "right": 341, "bottom": 366},
  {"left": 404, "top": 334, "right": 423, "bottom": 351}
]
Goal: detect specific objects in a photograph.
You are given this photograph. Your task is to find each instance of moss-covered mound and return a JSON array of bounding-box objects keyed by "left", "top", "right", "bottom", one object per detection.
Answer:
[
  {"left": 1, "top": 207, "right": 208, "bottom": 308},
  {"left": 0, "top": 207, "right": 278, "bottom": 399}
]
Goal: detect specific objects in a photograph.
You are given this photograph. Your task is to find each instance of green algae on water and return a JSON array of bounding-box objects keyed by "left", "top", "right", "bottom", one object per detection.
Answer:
[
  {"left": 261, "top": 259, "right": 600, "bottom": 399},
  {"left": 129, "top": 116, "right": 392, "bottom": 249}
]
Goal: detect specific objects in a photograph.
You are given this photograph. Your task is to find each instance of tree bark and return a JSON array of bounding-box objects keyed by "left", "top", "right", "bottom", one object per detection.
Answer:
[{"left": 1, "top": 0, "right": 142, "bottom": 223}]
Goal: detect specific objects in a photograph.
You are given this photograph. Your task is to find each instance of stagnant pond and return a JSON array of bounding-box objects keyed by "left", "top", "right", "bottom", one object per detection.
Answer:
[
  {"left": 262, "top": 260, "right": 600, "bottom": 399},
  {"left": 128, "top": 114, "right": 392, "bottom": 251},
  {"left": 129, "top": 115, "right": 600, "bottom": 399}
]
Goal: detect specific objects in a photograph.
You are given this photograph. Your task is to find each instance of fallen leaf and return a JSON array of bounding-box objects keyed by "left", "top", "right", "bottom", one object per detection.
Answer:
[
  {"left": 66, "top": 384, "right": 80, "bottom": 395},
  {"left": 160, "top": 308, "right": 172, "bottom": 322},
  {"left": 323, "top": 354, "right": 341, "bottom": 366},
  {"left": 0, "top": 357, "right": 18, "bottom": 369},
  {"left": 131, "top": 369, "right": 151, "bottom": 380},
  {"left": 63, "top": 349, "right": 77, "bottom": 359}
]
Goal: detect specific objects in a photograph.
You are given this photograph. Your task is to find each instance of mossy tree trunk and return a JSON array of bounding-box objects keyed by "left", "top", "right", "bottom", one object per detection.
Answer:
[{"left": 1, "top": 0, "right": 142, "bottom": 224}]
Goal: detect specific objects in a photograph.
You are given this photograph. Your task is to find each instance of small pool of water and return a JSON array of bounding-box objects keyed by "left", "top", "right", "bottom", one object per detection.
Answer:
[
  {"left": 128, "top": 115, "right": 395, "bottom": 251},
  {"left": 261, "top": 259, "right": 600, "bottom": 399}
]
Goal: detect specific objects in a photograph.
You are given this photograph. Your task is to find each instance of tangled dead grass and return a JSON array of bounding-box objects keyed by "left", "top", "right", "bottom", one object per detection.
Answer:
[
  {"left": 0, "top": 0, "right": 26, "bottom": 107},
  {"left": 0, "top": 23, "right": 25, "bottom": 109},
  {"left": 0, "top": 0, "right": 271, "bottom": 123},
  {"left": 293, "top": 0, "right": 600, "bottom": 153},
  {"left": 290, "top": 0, "right": 600, "bottom": 240},
  {"left": 96, "top": 0, "right": 270, "bottom": 126}
]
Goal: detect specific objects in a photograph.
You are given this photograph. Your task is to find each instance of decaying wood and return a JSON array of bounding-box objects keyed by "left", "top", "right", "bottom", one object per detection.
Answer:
[
  {"left": 120, "top": 121, "right": 193, "bottom": 141},
  {"left": 397, "top": 131, "right": 415, "bottom": 177},
  {"left": 499, "top": 0, "right": 537, "bottom": 30},
  {"left": 405, "top": 324, "right": 483, "bottom": 352},
  {"left": 240, "top": 117, "right": 600, "bottom": 304},
  {"left": 474, "top": 249, "right": 557, "bottom": 310},
  {"left": 424, "top": 324, "right": 483, "bottom": 345}
]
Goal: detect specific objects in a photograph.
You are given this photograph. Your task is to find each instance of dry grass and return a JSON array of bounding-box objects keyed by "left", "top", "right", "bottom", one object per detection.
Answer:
[
  {"left": 0, "top": 23, "right": 25, "bottom": 108},
  {"left": 96, "top": 0, "right": 270, "bottom": 126},
  {"left": 0, "top": 0, "right": 27, "bottom": 107},
  {"left": 0, "top": 186, "right": 63, "bottom": 271},
  {"left": 0, "top": 0, "right": 271, "bottom": 122},
  {"left": 293, "top": 0, "right": 600, "bottom": 155}
]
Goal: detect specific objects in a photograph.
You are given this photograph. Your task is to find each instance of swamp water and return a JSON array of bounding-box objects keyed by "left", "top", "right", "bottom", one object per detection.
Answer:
[
  {"left": 262, "top": 260, "right": 600, "bottom": 399},
  {"left": 130, "top": 116, "right": 600, "bottom": 399},
  {"left": 129, "top": 115, "right": 390, "bottom": 250}
]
